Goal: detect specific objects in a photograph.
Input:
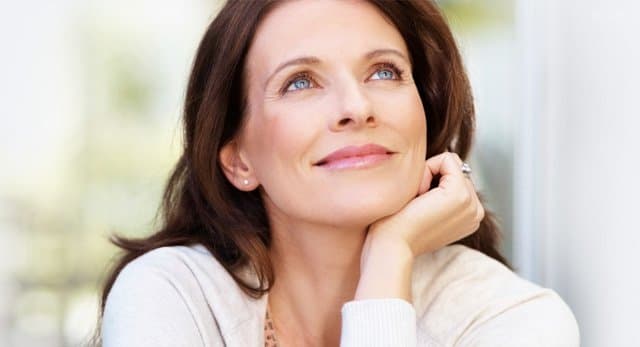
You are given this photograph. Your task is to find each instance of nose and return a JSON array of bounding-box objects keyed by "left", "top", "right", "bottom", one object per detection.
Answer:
[{"left": 330, "top": 79, "right": 377, "bottom": 131}]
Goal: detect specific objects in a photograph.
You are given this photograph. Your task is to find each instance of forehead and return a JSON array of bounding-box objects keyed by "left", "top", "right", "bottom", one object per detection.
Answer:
[{"left": 245, "top": 0, "right": 409, "bottom": 79}]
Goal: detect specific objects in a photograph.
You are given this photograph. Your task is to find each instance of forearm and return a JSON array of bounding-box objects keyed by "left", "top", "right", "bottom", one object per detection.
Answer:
[{"left": 353, "top": 233, "right": 414, "bottom": 302}]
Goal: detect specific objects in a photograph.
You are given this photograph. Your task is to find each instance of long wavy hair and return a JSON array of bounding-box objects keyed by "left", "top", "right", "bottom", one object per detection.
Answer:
[{"left": 94, "top": 0, "right": 509, "bottom": 342}]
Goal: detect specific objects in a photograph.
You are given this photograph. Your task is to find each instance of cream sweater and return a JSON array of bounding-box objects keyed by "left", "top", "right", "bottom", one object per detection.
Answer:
[{"left": 102, "top": 244, "right": 579, "bottom": 346}]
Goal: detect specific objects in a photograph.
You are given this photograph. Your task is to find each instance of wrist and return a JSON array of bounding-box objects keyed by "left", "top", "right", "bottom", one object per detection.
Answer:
[{"left": 354, "top": 233, "right": 414, "bottom": 301}]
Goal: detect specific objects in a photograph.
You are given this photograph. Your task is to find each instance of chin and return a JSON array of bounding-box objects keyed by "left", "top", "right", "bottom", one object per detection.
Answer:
[
  {"left": 320, "top": 187, "right": 415, "bottom": 229},
  {"left": 314, "top": 160, "right": 423, "bottom": 226}
]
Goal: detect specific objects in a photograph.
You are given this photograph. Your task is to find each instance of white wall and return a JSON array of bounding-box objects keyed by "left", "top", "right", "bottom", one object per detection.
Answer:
[{"left": 515, "top": 0, "right": 640, "bottom": 345}]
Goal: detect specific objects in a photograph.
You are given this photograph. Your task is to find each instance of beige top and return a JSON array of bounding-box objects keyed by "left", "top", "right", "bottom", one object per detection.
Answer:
[{"left": 102, "top": 243, "right": 580, "bottom": 346}]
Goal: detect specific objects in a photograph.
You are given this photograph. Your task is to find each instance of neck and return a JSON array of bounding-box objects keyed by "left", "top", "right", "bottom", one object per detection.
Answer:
[{"left": 267, "top": 218, "right": 366, "bottom": 346}]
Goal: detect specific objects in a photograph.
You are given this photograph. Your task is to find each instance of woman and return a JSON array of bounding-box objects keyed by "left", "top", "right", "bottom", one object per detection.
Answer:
[{"left": 98, "top": 0, "right": 579, "bottom": 346}]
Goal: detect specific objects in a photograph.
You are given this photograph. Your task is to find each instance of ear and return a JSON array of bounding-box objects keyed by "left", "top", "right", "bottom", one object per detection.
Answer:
[{"left": 218, "top": 140, "right": 259, "bottom": 191}]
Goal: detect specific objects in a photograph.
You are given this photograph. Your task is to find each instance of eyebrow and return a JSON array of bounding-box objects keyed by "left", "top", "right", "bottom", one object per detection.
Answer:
[{"left": 263, "top": 48, "right": 411, "bottom": 90}]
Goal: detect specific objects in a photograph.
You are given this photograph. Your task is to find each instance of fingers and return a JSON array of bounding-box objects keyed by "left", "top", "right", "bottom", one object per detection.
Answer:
[
  {"left": 424, "top": 152, "right": 466, "bottom": 193},
  {"left": 419, "top": 152, "right": 462, "bottom": 195},
  {"left": 447, "top": 153, "right": 484, "bottom": 225},
  {"left": 425, "top": 152, "right": 465, "bottom": 179},
  {"left": 426, "top": 151, "right": 485, "bottom": 225},
  {"left": 475, "top": 201, "right": 486, "bottom": 225}
]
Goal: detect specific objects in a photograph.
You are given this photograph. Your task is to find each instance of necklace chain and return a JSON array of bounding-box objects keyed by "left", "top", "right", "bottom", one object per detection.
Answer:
[{"left": 264, "top": 304, "right": 280, "bottom": 347}]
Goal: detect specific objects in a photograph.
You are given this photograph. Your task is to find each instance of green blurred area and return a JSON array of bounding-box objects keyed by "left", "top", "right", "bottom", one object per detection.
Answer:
[{"left": 440, "top": 0, "right": 513, "bottom": 31}]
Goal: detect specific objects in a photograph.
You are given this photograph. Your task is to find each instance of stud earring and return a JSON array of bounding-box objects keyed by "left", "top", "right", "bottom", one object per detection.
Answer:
[{"left": 243, "top": 179, "right": 249, "bottom": 185}]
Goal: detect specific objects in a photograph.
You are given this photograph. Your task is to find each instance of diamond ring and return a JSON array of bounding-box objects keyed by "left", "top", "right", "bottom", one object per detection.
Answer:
[{"left": 461, "top": 162, "right": 472, "bottom": 178}]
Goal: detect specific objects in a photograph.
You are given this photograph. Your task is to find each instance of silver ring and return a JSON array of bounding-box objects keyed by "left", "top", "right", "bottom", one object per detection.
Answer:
[{"left": 461, "top": 162, "right": 472, "bottom": 178}]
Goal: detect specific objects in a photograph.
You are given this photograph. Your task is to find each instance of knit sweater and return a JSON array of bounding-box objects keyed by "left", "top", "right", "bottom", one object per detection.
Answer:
[{"left": 102, "top": 244, "right": 579, "bottom": 346}]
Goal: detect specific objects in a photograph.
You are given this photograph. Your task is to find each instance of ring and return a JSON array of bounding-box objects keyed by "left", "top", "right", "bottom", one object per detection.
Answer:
[{"left": 461, "top": 162, "right": 472, "bottom": 178}]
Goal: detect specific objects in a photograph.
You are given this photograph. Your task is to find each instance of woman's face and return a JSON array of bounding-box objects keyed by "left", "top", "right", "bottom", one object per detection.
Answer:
[{"left": 236, "top": 0, "right": 427, "bottom": 228}]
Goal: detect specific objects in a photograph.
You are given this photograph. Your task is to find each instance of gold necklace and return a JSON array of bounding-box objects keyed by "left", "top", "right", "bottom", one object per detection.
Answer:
[{"left": 264, "top": 304, "right": 280, "bottom": 347}]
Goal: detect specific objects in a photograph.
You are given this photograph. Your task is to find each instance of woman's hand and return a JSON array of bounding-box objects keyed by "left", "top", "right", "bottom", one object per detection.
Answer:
[
  {"left": 354, "top": 152, "right": 484, "bottom": 301},
  {"left": 369, "top": 151, "right": 484, "bottom": 257}
]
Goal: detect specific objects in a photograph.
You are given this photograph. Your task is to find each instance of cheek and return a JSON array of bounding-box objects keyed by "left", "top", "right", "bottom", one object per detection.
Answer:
[
  {"left": 374, "top": 87, "right": 427, "bottom": 149},
  {"left": 407, "top": 92, "right": 427, "bottom": 151},
  {"left": 401, "top": 90, "right": 428, "bottom": 181},
  {"left": 260, "top": 102, "right": 324, "bottom": 165},
  {"left": 373, "top": 87, "right": 427, "bottom": 194},
  {"left": 247, "top": 100, "right": 326, "bottom": 200}
]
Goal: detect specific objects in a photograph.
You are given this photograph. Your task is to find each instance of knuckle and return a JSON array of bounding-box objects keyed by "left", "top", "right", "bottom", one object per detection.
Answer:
[
  {"left": 477, "top": 204, "right": 486, "bottom": 221},
  {"left": 476, "top": 203, "right": 485, "bottom": 221},
  {"left": 463, "top": 224, "right": 478, "bottom": 238},
  {"left": 463, "top": 191, "right": 473, "bottom": 205},
  {"left": 455, "top": 190, "right": 470, "bottom": 205}
]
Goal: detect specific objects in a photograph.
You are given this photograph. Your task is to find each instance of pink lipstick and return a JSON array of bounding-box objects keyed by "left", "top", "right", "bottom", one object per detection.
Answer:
[{"left": 314, "top": 143, "right": 395, "bottom": 170}]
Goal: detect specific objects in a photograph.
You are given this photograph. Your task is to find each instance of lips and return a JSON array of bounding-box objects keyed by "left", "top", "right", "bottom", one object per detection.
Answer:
[{"left": 314, "top": 143, "right": 395, "bottom": 166}]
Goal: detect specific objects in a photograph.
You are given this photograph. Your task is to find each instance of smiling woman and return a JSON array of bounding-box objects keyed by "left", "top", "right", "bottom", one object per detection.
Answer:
[{"left": 95, "top": 0, "right": 579, "bottom": 346}]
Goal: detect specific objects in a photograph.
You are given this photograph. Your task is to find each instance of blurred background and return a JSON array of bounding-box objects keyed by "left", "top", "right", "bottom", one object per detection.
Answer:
[{"left": 0, "top": 0, "right": 638, "bottom": 346}]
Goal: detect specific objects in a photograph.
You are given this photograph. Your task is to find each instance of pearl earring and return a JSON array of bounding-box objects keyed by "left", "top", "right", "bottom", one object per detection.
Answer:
[{"left": 243, "top": 179, "right": 249, "bottom": 185}]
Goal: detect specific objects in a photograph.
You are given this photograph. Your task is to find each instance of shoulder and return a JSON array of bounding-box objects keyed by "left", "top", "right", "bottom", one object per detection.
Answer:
[
  {"left": 102, "top": 244, "right": 254, "bottom": 347},
  {"left": 108, "top": 244, "right": 232, "bottom": 289},
  {"left": 105, "top": 244, "right": 236, "bottom": 315},
  {"left": 412, "top": 244, "right": 580, "bottom": 346}
]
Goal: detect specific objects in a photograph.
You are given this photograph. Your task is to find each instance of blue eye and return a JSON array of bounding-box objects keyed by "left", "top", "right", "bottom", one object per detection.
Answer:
[
  {"left": 371, "top": 68, "right": 395, "bottom": 80},
  {"left": 284, "top": 73, "right": 314, "bottom": 93},
  {"left": 370, "top": 62, "right": 404, "bottom": 81},
  {"left": 281, "top": 63, "right": 404, "bottom": 95}
]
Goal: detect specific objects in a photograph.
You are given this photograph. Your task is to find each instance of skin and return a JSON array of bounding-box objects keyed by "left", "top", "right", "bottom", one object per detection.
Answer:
[{"left": 219, "top": 0, "right": 484, "bottom": 345}]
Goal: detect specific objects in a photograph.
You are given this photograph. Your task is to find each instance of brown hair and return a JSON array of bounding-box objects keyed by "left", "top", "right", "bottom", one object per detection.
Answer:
[{"left": 95, "top": 0, "right": 508, "bottom": 341}]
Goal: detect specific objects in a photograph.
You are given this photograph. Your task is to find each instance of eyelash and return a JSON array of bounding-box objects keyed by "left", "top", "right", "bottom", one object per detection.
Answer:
[{"left": 280, "top": 61, "right": 406, "bottom": 95}]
